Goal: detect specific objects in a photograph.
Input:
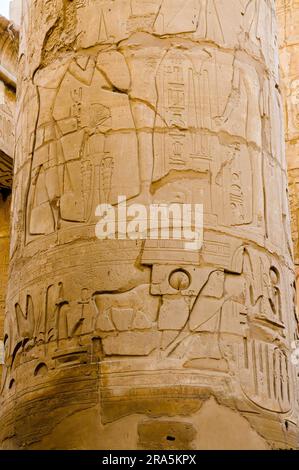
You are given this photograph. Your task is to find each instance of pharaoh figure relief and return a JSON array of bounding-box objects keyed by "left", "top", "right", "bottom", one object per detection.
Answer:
[
  {"left": 26, "top": 53, "right": 139, "bottom": 239},
  {"left": 0, "top": 0, "right": 298, "bottom": 451}
]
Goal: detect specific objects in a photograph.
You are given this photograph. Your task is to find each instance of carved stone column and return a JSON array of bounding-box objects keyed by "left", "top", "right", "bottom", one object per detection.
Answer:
[
  {"left": 1, "top": 0, "right": 298, "bottom": 450},
  {"left": 0, "top": 192, "right": 11, "bottom": 382},
  {"left": 277, "top": 1, "right": 299, "bottom": 307},
  {"left": 0, "top": 15, "right": 17, "bottom": 386}
]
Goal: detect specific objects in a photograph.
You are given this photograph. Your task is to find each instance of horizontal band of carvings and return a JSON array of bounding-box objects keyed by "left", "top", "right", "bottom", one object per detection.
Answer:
[{"left": 0, "top": 149, "right": 13, "bottom": 189}]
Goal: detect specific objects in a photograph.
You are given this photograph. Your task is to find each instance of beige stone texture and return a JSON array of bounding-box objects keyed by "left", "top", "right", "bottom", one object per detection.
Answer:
[
  {"left": 278, "top": 1, "right": 299, "bottom": 312},
  {"left": 0, "top": 14, "right": 17, "bottom": 387},
  {"left": 0, "top": 193, "right": 10, "bottom": 382},
  {"left": 0, "top": 0, "right": 298, "bottom": 450},
  {"left": 9, "top": 0, "right": 23, "bottom": 25},
  {"left": 0, "top": 15, "right": 18, "bottom": 172}
]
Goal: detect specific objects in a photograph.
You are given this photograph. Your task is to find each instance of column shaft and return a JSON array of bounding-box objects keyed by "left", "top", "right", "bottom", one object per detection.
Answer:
[{"left": 1, "top": 0, "right": 298, "bottom": 450}]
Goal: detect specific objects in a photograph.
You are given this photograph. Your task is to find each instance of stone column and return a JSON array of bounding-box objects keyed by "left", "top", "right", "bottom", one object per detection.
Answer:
[
  {"left": 0, "top": 15, "right": 17, "bottom": 387},
  {"left": 0, "top": 193, "right": 11, "bottom": 382},
  {"left": 277, "top": 1, "right": 299, "bottom": 308},
  {"left": 0, "top": 0, "right": 298, "bottom": 450}
]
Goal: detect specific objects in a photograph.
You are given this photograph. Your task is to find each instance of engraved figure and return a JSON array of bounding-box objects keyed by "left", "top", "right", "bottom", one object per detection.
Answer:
[{"left": 27, "top": 53, "right": 139, "bottom": 237}]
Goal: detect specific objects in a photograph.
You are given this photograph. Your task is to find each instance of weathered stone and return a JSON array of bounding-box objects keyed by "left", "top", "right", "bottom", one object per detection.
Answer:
[
  {"left": 0, "top": 12, "right": 18, "bottom": 388},
  {"left": 102, "top": 331, "right": 161, "bottom": 356},
  {"left": 277, "top": 1, "right": 299, "bottom": 317},
  {"left": 0, "top": 0, "right": 298, "bottom": 451},
  {"left": 138, "top": 419, "right": 197, "bottom": 450}
]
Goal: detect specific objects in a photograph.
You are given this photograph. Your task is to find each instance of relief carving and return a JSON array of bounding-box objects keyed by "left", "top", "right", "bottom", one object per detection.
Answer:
[
  {"left": 26, "top": 53, "right": 140, "bottom": 239},
  {"left": 1, "top": 0, "right": 298, "bottom": 451}
]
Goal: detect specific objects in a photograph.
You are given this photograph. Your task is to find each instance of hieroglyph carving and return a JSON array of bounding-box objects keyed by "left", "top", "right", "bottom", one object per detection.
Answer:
[{"left": 1, "top": 0, "right": 298, "bottom": 451}]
